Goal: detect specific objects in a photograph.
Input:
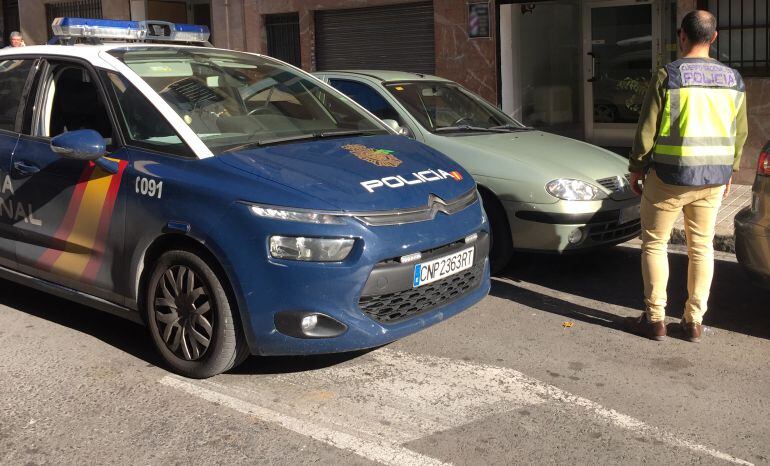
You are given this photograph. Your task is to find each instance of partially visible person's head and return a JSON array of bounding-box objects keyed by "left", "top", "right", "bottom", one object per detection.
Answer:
[
  {"left": 679, "top": 10, "right": 717, "bottom": 51},
  {"left": 9, "top": 31, "right": 23, "bottom": 47}
]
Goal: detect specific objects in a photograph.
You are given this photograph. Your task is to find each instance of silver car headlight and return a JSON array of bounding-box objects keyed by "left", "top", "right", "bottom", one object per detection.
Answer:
[
  {"left": 249, "top": 204, "right": 346, "bottom": 225},
  {"left": 546, "top": 179, "right": 606, "bottom": 201},
  {"left": 270, "top": 236, "right": 355, "bottom": 262}
]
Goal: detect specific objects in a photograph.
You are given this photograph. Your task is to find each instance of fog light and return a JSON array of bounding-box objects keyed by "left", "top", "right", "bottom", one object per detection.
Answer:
[
  {"left": 274, "top": 311, "right": 348, "bottom": 339},
  {"left": 568, "top": 228, "right": 584, "bottom": 244},
  {"left": 301, "top": 314, "right": 318, "bottom": 332}
]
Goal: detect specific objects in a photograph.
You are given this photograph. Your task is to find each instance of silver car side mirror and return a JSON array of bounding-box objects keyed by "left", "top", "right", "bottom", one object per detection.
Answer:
[{"left": 381, "top": 119, "right": 410, "bottom": 137}]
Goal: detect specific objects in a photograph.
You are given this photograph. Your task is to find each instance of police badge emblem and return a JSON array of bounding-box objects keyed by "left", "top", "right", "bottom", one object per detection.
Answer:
[{"left": 342, "top": 144, "right": 403, "bottom": 167}]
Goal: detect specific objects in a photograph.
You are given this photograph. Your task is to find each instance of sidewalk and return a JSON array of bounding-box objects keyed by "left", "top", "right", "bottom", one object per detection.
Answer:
[{"left": 668, "top": 184, "right": 752, "bottom": 253}]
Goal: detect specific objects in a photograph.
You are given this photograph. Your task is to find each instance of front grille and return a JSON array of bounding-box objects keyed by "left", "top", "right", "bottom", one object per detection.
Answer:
[
  {"left": 359, "top": 262, "right": 484, "bottom": 324},
  {"left": 597, "top": 176, "right": 626, "bottom": 192},
  {"left": 588, "top": 218, "right": 641, "bottom": 242}
]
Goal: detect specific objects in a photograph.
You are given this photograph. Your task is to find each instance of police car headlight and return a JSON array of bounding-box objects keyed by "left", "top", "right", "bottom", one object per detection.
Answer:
[
  {"left": 249, "top": 204, "right": 346, "bottom": 225},
  {"left": 546, "top": 179, "right": 605, "bottom": 201},
  {"left": 270, "top": 236, "right": 355, "bottom": 262}
]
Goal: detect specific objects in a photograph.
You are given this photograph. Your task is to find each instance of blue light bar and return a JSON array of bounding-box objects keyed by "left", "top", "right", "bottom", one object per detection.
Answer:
[{"left": 51, "top": 17, "right": 210, "bottom": 43}]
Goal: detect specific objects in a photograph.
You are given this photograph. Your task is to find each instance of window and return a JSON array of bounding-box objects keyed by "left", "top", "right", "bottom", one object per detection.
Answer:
[
  {"left": 39, "top": 65, "right": 113, "bottom": 142},
  {"left": 328, "top": 79, "right": 405, "bottom": 126},
  {"left": 0, "top": 59, "right": 33, "bottom": 132},
  {"left": 266, "top": 13, "right": 301, "bottom": 67},
  {"left": 102, "top": 71, "right": 191, "bottom": 157},
  {"left": 702, "top": 0, "right": 770, "bottom": 75},
  {"left": 385, "top": 81, "right": 522, "bottom": 132},
  {"left": 108, "top": 47, "right": 386, "bottom": 154},
  {"left": 45, "top": 0, "right": 102, "bottom": 40}
]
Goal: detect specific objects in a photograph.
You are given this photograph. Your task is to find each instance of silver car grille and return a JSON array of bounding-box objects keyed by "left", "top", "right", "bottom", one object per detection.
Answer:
[{"left": 596, "top": 175, "right": 630, "bottom": 192}]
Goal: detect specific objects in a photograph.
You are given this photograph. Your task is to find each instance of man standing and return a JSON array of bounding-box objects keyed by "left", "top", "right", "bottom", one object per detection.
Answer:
[
  {"left": 6, "top": 31, "right": 24, "bottom": 48},
  {"left": 626, "top": 10, "right": 747, "bottom": 342}
]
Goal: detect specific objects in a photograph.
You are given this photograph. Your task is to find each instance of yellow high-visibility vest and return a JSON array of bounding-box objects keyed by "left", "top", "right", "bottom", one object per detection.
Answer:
[{"left": 652, "top": 58, "right": 744, "bottom": 186}]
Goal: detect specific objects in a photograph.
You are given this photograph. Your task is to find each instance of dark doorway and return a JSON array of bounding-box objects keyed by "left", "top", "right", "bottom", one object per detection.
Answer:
[
  {"left": 265, "top": 13, "right": 301, "bottom": 68},
  {"left": 192, "top": 2, "right": 212, "bottom": 35},
  {"left": 2, "top": 0, "right": 20, "bottom": 47},
  {"left": 45, "top": 0, "right": 102, "bottom": 40}
]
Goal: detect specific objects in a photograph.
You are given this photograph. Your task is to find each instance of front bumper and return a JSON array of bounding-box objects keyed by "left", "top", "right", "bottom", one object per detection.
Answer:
[
  {"left": 218, "top": 198, "right": 490, "bottom": 356},
  {"left": 502, "top": 197, "right": 641, "bottom": 252},
  {"left": 735, "top": 206, "right": 770, "bottom": 288}
]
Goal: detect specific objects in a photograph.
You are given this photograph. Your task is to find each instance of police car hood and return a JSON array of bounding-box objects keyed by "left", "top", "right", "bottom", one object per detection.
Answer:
[{"left": 217, "top": 135, "right": 475, "bottom": 212}]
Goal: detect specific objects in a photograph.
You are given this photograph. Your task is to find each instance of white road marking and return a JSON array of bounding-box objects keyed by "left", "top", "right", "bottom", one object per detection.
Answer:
[
  {"left": 160, "top": 349, "right": 753, "bottom": 466},
  {"left": 160, "top": 375, "right": 450, "bottom": 466}
]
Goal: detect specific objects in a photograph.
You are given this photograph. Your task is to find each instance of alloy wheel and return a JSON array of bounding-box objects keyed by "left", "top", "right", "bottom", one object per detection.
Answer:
[{"left": 153, "top": 265, "right": 215, "bottom": 361}]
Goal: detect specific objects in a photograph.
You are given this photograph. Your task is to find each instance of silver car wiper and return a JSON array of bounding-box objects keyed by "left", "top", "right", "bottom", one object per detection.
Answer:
[
  {"left": 434, "top": 125, "right": 511, "bottom": 133},
  {"left": 488, "top": 124, "right": 533, "bottom": 131}
]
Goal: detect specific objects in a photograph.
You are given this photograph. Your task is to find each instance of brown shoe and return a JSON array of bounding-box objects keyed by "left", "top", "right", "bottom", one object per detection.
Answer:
[
  {"left": 681, "top": 321, "right": 702, "bottom": 343},
  {"left": 624, "top": 313, "right": 666, "bottom": 341}
]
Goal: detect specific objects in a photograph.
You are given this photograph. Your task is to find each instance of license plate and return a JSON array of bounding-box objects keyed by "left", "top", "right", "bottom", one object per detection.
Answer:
[
  {"left": 619, "top": 204, "right": 641, "bottom": 225},
  {"left": 413, "top": 247, "right": 475, "bottom": 288}
]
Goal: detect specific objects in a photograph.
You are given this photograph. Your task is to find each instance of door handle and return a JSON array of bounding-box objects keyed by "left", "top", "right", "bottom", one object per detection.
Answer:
[
  {"left": 13, "top": 160, "right": 40, "bottom": 176},
  {"left": 587, "top": 52, "right": 598, "bottom": 83}
]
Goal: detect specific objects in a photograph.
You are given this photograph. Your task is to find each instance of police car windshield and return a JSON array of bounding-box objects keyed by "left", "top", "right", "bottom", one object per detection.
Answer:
[
  {"left": 108, "top": 47, "right": 387, "bottom": 153},
  {"left": 384, "top": 82, "right": 526, "bottom": 133}
]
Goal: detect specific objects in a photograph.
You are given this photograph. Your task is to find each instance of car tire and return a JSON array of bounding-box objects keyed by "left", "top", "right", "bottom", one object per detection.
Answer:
[
  {"left": 146, "top": 249, "right": 247, "bottom": 378},
  {"left": 480, "top": 190, "right": 513, "bottom": 275}
]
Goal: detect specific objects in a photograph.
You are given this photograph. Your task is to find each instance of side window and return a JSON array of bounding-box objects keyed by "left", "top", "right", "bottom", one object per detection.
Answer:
[
  {"left": 102, "top": 71, "right": 192, "bottom": 157},
  {"left": 0, "top": 59, "right": 34, "bottom": 132},
  {"left": 38, "top": 64, "right": 115, "bottom": 146},
  {"left": 328, "top": 79, "right": 405, "bottom": 126}
]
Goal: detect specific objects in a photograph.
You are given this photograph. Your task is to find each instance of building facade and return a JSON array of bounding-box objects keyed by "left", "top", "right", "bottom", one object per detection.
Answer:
[{"left": 3, "top": 0, "right": 767, "bottom": 183}]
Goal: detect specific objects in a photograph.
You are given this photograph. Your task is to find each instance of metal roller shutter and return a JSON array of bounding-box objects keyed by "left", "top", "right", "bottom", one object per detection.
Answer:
[{"left": 315, "top": 2, "right": 435, "bottom": 74}]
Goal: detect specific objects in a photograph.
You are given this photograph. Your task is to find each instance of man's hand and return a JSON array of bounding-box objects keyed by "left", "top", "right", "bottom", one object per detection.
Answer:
[
  {"left": 630, "top": 171, "right": 644, "bottom": 196},
  {"left": 724, "top": 176, "right": 732, "bottom": 198}
]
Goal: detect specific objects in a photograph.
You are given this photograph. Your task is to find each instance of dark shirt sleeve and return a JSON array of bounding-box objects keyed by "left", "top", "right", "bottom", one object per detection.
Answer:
[{"left": 628, "top": 68, "right": 667, "bottom": 173}]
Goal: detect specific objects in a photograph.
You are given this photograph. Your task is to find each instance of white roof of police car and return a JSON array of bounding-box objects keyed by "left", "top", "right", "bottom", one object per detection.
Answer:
[{"left": 0, "top": 43, "right": 272, "bottom": 69}]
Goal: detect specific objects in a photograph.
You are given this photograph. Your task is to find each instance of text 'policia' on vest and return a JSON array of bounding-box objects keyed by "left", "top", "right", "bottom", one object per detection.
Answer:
[{"left": 652, "top": 57, "right": 745, "bottom": 186}]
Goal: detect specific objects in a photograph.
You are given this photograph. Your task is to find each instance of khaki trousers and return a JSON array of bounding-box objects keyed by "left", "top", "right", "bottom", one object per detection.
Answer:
[{"left": 640, "top": 171, "right": 726, "bottom": 324}]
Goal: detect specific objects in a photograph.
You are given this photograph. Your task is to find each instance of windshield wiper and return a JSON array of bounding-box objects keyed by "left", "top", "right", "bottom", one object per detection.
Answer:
[
  {"left": 222, "top": 133, "right": 318, "bottom": 153},
  {"left": 488, "top": 124, "right": 533, "bottom": 131},
  {"left": 317, "top": 129, "right": 387, "bottom": 138},
  {"left": 434, "top": 125, "right": 512, "bottom": 133},
  {"left": 222, "top": 130, "right": 386, "bottom": 153}
]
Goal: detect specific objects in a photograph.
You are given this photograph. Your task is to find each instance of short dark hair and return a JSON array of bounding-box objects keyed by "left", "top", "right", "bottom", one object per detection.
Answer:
[{"left": 680, "top": 10, "right": 716, "bottom": 44}]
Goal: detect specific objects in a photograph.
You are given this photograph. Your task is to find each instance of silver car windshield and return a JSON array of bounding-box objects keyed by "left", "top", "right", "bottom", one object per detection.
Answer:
[
  {"left": 108, "top": 47, "right": 387, "bottom": 153},
  {"left": 385, "top": 82, "right": 527, "bottom": 133}
]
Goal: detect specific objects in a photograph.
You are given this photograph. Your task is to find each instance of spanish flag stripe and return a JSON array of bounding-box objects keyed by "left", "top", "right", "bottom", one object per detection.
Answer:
[
  {"left": 81, "top": 161, "right": 128, "bottom": 281},
  {"left": 37, "top": 162, "right": 97, "bottom": 270},
  {"left": 49, "top": 165, "right": 114, "bottom": 277}
]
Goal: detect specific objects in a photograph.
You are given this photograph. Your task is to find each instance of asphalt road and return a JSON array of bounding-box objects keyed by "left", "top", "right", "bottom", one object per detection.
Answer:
[{"left": 1, "top": 240, "right": 769, "bottom": 465}]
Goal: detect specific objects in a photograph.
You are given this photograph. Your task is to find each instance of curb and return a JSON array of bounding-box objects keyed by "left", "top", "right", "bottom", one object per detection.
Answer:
[{"left": 670, "top": 228, "right": 735, "bottom": 254}]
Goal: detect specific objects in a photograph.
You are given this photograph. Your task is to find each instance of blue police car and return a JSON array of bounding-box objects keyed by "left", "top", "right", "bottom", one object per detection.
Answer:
[{"left": 0, "top": 19, "right": 490, "bottom": 378}]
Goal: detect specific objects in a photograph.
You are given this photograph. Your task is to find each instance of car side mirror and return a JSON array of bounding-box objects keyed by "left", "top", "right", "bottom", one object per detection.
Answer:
[
  {"left": 50, "top": 129, "right": 106, "bottom": 161},
  {"left": 381, "top": 119, "right": 412, "bottom": 138}
]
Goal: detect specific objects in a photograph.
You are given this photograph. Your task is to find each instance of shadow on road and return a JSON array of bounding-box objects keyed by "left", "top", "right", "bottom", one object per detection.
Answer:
[
  {"left": 0, "top": 277, "right": 162, "bottom": 366},
  {"left": 232, "top": 348, "right": 377, "bottom": 375},
  {"left": 0, "top": 277, "right": 371, "bottom": 374},
  {"left": 492, "top": 244, "right": 770, "bottom": 340}
]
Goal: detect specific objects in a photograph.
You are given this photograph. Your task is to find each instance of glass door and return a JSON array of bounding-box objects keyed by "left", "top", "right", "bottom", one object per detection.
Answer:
[{"left": 583, "top": 0, "right": 658, "bottom": 146}]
